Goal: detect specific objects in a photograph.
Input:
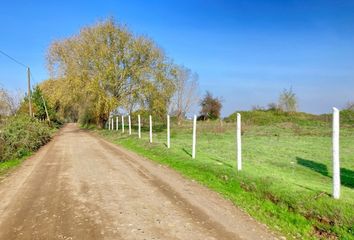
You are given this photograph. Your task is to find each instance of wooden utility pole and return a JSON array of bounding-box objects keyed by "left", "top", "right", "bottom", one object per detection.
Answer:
[
  {"left": 27, "top": 67, "right": 32, "bottom": 117},
  {"left": 41, "top": 96, "right": 50, "bottom": 123}
]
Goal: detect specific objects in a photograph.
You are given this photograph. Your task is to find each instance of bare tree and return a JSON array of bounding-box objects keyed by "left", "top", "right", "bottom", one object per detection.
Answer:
[
  {"left": 346, "top": 101, "right": 354, "bottom": 111},
  {"left": 170, "top": 66, "right": 199, "bottom": 124},
  {"left": 0, "top": 87, "right": 22, "bottom": 117},
  {"left": 278, "top": 87, "right": 298, "bottom": 112}
]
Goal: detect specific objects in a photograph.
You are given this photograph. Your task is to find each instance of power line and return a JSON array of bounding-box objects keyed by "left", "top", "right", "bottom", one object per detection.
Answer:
[
  {"left": 0, "top": 49, "right": 40, "bottom": 85},
  {"left": 0, "top": 49, "right": 35, "bottom": 116},
  {"left": 0, "top": 49, "right": 28, "bottom": 68},
  {"left": 0, "top": 48, "right": 41, "bottom": 88}
]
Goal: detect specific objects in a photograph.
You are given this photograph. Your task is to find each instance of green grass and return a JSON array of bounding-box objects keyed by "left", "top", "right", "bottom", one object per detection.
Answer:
[
  {"left": 0, "top": 154, "right": 31, "bottom": 176},
  {"left": 91, "top": 118, "right": 354, "bottom": 239}
]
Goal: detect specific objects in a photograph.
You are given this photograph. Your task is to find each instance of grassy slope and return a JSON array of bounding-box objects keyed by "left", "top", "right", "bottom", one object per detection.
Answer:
[{"left": 92, "top": 112, "right": 354, "bottom": 239}]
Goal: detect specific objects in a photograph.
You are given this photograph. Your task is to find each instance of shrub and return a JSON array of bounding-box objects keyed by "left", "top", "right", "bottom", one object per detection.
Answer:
[
  {"left": 339, "top": 109, "right": 354, "bottom": 125},
  {"left": 320, "top": 109, "right": 354, "bottom": 126},
  {"left": 200, "top": 91, "right": 222, "bottom": 120},
  {"left": 0, "top": 115, "right": 52, "bottom": 161}
]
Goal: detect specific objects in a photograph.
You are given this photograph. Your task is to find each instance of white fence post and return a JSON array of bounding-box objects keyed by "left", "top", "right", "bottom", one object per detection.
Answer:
[
  {"left": 122, "top": 115, "right": 125, "bottom": 133},
  {"left": 108, "top": 117, "right": 111, "bottom": 130},
  {"left": 167, "top": 114, "right": 170, "bottom": 148},
  {"left": 116, "top": 116, "right": 119, "bottom": 131},
  {"left": 138, "top": 114, "right": 141, "bottom": 139},
  {"left": 332, "top": 107, "right": 340, "bottom": 199},
  {"left": 112, "top": 118, "right": 114, "bottom": 131},
  {"left": 128, "top": 115, "right": 132, "bottom": 135},
  {"left": 192, "top": 115, "right": 197, "bottom": 159},
  {"left": 237, "top": 113, "right": 242, "bottom": 171},
  {"left": 149, "top": 115, "right": 153, "bottom": 143}
]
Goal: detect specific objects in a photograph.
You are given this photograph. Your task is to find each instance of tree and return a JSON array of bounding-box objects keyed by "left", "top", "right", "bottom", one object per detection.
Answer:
[
  {"left": 170, "top": 66, "right": 199, "bottom": 124},
  {"left": 39, "top": 78, "right": 72, "bottom": 121},
  {"left": 278, "top": 88, "right": 298, "bottom": 112},
  {"left": 31, "top": 86, "right": 58, "bottom": 122},
  {"left": 199, "top": 91, "right": 222, "bottom": 120},
  {"left": 0, "top": 87, "right": 21, "bottom": 117},
  {"left": 45, "top": 18, "right": 177, "bottom": 126},
  {"left": 346, "top": 102, "right": 354, "bottom": 111}
]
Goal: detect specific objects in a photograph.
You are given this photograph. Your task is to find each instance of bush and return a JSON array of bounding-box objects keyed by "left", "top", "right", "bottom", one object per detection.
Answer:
[
  {"left": 338, "top": 109, "right": 354, "bottom": 125},
  {"left": 320, "top": 109, "right": 354, "bottom": 126},
  {"left": 0, "top": 115, "right": 53, "bottom": 161},
  {"left": 200, "top": 91, "right": 222, "bottom": 120}
]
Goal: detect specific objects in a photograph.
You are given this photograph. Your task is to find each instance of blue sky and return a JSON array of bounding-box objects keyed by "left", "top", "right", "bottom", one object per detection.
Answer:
[{"left": 0, "top": 0, "right": 353, "bottom": 116}]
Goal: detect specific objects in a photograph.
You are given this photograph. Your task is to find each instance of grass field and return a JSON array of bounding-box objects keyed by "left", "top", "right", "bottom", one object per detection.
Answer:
[{"left": 94, "top": 113, "right": 354, "bottom": 239}]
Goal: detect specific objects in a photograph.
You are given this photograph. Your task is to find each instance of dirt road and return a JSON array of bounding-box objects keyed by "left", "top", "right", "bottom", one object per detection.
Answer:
[{"left": 0, "top": 124, "right": 276, "bottom": 240}]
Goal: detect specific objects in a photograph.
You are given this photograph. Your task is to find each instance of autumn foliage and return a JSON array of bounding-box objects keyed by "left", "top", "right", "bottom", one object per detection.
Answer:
[{"left": 42, "top": 19, "right": 177, "bottom": 127}]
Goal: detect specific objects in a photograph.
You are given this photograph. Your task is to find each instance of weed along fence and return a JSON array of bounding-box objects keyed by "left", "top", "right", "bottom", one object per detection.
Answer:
[{"left": 105, "top": 109, "right": 350, "bottom": 200}]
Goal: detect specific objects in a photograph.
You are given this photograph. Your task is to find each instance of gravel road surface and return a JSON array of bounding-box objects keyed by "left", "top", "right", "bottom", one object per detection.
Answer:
[{"left": 0, "top": 124, "right": 277, "bottom": 240}]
